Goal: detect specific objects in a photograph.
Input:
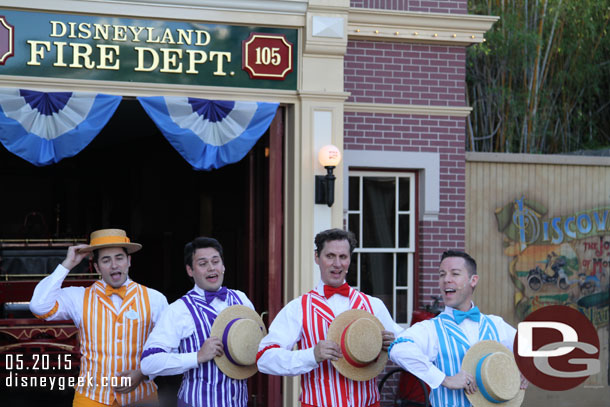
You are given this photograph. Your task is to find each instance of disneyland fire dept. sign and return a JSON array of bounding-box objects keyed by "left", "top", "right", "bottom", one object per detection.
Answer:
[{"left": 0, "top": 9, "right": 296, "bottom": 90}]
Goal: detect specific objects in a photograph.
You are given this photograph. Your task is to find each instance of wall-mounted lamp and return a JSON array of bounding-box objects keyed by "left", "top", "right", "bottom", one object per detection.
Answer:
[{"left": 315, "top": 144, "right": 342, "bottom": 207}]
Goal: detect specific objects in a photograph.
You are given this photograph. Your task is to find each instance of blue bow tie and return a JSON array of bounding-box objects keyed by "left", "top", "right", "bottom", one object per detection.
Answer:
[
  {"left": 453, "top": 306, "right": 481, "bottom": 324},
  {"left": 204, "top": 286, "right": 227, "bottom": 303}
]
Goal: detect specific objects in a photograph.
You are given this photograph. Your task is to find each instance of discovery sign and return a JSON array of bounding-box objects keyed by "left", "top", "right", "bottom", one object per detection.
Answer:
[{"left": 0, "top": 9, "right": 297, "bottom": 90}]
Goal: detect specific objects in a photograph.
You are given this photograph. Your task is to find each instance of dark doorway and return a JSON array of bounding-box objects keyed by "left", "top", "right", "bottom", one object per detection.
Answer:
[
  {"left": 1, "top": 98, "right": 255, "bottom": 298},
  {"left": 0, "top": 98, "right": 284, "bottom": 406}
]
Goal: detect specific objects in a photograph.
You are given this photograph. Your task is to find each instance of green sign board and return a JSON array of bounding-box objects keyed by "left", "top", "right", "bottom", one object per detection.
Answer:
[{"left": 0, "top": 9, "right": 298, "bottom": 90}]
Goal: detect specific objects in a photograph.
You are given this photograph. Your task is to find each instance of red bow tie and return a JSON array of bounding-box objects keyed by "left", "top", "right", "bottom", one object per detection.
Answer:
[{"left": 324, "top": 283, "right": 350, "bottom": 299}]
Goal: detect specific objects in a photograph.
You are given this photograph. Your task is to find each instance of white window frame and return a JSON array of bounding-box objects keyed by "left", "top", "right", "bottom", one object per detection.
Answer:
[{"left": 347, "top": 171, "right": 416, "bottom": 327}]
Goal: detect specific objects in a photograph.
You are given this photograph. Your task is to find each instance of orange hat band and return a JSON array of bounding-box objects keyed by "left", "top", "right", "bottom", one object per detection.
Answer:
[{"left": 90, "top": 236, "right": 131, "bottom": 246}]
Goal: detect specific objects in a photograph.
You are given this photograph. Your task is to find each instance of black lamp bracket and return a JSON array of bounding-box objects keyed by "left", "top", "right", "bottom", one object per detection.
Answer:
[{"left": 315, "top": 166, "right": 336, "bottom": 207}]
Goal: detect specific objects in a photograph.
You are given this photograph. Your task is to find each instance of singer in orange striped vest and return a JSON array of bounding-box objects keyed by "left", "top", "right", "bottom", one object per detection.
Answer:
[
  {"left": 257, "top": 228, "right": 403, "bottom": 407},
  {"left": 30, "top": 229, "right": 169, "bottom": 407}
]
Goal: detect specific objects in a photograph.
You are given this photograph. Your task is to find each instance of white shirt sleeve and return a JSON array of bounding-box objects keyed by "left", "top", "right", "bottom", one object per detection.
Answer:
[
  {"left": 147, "top": 288, "right": 169, "bottom": 326},
  {"left": 140, "top": 299, "right": 199, "bottom": 377},
  {"left": 29, "top": 264, "right": 84, "bottom": 326},
  {"left": 234, "top": 289, "right": 255, "bottom": 311},
  {"left": 369, "top": 296, "right": 404, "bottom": 336},
  {"left": 489, "top": 315, "right": 517, "bottom": 351},
  {"left": 389, "top": 319, "right": 446, "bottom": 389},
  {"left": 390, "top": 311, "right": 518, "bottom": 390},
  {"left": 257, "top": 296, "right": 319, "bottom": 376},
  {"left": 141, "top": 287, "right": 255, "bottom": 377}
]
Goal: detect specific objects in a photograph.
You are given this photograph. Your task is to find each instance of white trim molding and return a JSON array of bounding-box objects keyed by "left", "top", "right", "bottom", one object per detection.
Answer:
[
  {"left": 343, "top": 150, "right": 440, "bottom": 221},
  {"left": 345, "top": 102, "right": 472, "bottom": 118},
  {"left": 467, "top": 152, "right": 610, "bottom": 166},
  {"left": 348, "top": 8, "right": 499, "bottom": 45},
  {"left": 0, "top": 0, "right": 307, "bottom": 26}
]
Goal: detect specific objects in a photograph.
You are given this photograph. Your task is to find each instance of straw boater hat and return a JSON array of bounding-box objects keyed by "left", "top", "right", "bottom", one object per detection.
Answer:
[
  {"left": 78, "top": 228, "right": 142, "bottom": 254},
  {"left": 461, "top": 340, "right": 525, "bottom": 407},
  {"left": 326, "top": 309, "right": 388, "bottom": 381},
  {"left": 209, "top": 305, "right": 267, "bottom": 380}
]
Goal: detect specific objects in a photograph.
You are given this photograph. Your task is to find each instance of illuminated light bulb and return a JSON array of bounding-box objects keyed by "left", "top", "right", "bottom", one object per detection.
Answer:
[{"left": 318, "top": 144, "right": 342, "bottom": 167}]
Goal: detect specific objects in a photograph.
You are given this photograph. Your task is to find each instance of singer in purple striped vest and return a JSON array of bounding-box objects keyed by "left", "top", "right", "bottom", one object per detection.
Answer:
[{"left": 141, "top": 237, "right": 256, "bottom": 407}]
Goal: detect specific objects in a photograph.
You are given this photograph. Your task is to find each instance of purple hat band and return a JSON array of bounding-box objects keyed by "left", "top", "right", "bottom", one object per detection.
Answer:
[{"left": 222, "top": 318, "right": 243, "bottom": 366}]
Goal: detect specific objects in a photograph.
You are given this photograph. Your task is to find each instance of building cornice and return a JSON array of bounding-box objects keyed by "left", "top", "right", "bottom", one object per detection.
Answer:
[
  {"left": 298, "top": 91, "right": 351, "bottom": 102},
  {"left": 0, "top": 0, "right": 307, "bottom": 27},
  {"left": 0, "top": 75, "right": 299, "bottom": 103},
  {"left": 348, "top": 8, "right": 498, "bottom": 46},
  {"left": 466, "top": 152, "right": 610, "bottom": 166},
  {"left": 345, "top": 102, "right": 472, "bottom": 117}
]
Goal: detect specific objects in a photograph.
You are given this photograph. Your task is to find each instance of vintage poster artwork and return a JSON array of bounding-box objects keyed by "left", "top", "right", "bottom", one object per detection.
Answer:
[{"left": 496, "top": 196, "right": 609, "bottom": 328}]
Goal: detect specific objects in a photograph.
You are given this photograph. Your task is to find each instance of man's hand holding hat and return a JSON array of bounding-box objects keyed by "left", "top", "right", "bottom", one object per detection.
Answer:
[
  {"left": 326, "top": 309, "right": 389, "bottom": 381},
  {"left": 314, "top": 340, "right": 342, "bottom": 363},
  {"left": 197, "top": 336, "right": 224, "bottom": 364},
  {"left": 62, "top": 244, "right": 91, "bottom": 270},
  {"left": 381, "top": 330, "right": 395, "bottom": 351},
  {"left": 461, "top": 340, "right": 526, "bottom": 406},
  {"left": 442, "top": 370, "right": 477, "bottom": 394}
]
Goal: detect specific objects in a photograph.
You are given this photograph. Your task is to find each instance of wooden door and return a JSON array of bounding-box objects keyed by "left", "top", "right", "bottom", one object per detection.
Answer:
[{"left": 245, "top": 107, "right": 284, "bottom": 407}]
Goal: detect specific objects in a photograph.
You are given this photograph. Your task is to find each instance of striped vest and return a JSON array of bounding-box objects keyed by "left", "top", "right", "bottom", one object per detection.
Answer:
[
  {"left": 298, "top": 288, "right": 379, "bottom": 407},
  {"left": 177, "top": 289, "right": 247, "bottom": 407},
  {"left": 430, "top": 314, "right": 500, "bottom": 407},
  {"left": 78, "top": 281, "right": 157, "bottom": 406}
]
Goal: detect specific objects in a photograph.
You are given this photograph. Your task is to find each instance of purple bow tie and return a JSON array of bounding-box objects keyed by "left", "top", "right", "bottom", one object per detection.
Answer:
[{"left": 204, "top": 286, "right": 227, "bottom": 303}]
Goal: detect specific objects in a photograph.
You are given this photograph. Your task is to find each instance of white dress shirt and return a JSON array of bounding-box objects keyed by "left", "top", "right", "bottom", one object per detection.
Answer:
[
  {"left": 389, "top": 304, "right": 516, "bottom": 389},
  {"left": 29, "top": 264, "right": 168, "bottom": 326},
  {"left": 140, "top": 285, "right": 254, "bottom": 377},
  {"left": 257, "top": 281, "right": 404, "bottom": 376}
]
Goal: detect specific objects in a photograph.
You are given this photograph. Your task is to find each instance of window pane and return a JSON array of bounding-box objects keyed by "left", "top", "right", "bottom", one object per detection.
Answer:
[
  {"left": 396, "top": 289, "right": 408, "bottom": 323},
  {"left": 399, "top": 214, "right": 410, "bottom": 248},
  {"left": 349, "top": 176, "right": 359, "bottom": 211},
  {"left": 360, "top": 252, "right": 393, "bottom": 313},
  {"left": 348, "top": 214, "right": 360, "bottom": 245},
  {"left": 362, "top": 177, "right": 395, "bottom": 248},
  {"left": 397, "top": 253, "right": 408, "bottom": 286},
  {"left": 399, "top": 177, "right": 410, "bottom": 211},
  {"left": 347, "top": 253, "right": 358, "bottom": 287}
]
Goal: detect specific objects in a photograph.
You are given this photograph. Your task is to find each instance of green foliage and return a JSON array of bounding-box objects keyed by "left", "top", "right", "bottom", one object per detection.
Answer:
[{"left": 467, "top": 0, "right": 610, "bottom": 153}]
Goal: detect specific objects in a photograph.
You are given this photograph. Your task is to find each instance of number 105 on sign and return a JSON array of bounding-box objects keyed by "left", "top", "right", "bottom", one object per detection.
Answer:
[
  {"left": 242, "top": 33, "right": 293, "bottom": 80},
  {"left": 254, "top": 47, "right": 281, "bottom": 66}
]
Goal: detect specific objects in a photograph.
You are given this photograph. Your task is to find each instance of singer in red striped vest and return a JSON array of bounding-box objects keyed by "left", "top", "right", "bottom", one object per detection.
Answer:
[
  {"left": 257, "top": 228, "right": 404, "bottom": 407},
  {"left": 30, "top": 229, "right": 168, "bottom": 407}
]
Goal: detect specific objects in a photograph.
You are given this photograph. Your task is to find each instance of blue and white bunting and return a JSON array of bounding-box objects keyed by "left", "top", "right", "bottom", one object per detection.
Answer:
[
  {"left": 0, "top": 88, "right": 121, "bottom": 166},
  {"left": 138, "top": 96, "right": 279, "bottom": 170}
]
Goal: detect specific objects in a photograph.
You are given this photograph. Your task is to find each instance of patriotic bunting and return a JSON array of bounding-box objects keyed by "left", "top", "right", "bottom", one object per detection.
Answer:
[
  {"left": 0, "top": 88, "right": 121, "bottom": 166},
  {"left": 138, "top": 96, "right": 278, "bottom": 170}
]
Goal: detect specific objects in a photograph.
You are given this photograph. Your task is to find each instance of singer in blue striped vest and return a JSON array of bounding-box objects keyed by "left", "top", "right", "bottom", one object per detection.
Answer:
[
  {"left": 141, "top": 237, "right": 256, "bottom": 407},
  {"left": 389, "top": 250, "right": 527, "bottom": 407}
]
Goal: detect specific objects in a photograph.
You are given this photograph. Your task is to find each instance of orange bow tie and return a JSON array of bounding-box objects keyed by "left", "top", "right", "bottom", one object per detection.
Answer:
[
  {"left": 105, "top": 285, "right": 127, "bottom": 299},
  {"left": 324, "top": 283, "right": 350, "bottom": 299}
]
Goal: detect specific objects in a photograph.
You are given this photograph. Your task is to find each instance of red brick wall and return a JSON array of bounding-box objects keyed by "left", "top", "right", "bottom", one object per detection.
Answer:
[
  {"left": 419, "top": 156, "right": 466, "bottom": 301},
  {"left": 344, "top": 110, "right": 466, "bottom": 304},
  {"left": 345, "top": 40, "right": 466, "bottom": 107},
  {"left": 350, "top": 0, "right": 467, "bottom": 14},
  {"left": 344, "top": 38, "right": 467, "bottom": 307},
  {"left": 345, "top": 7, "right": 469, "bottom": 404}
]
